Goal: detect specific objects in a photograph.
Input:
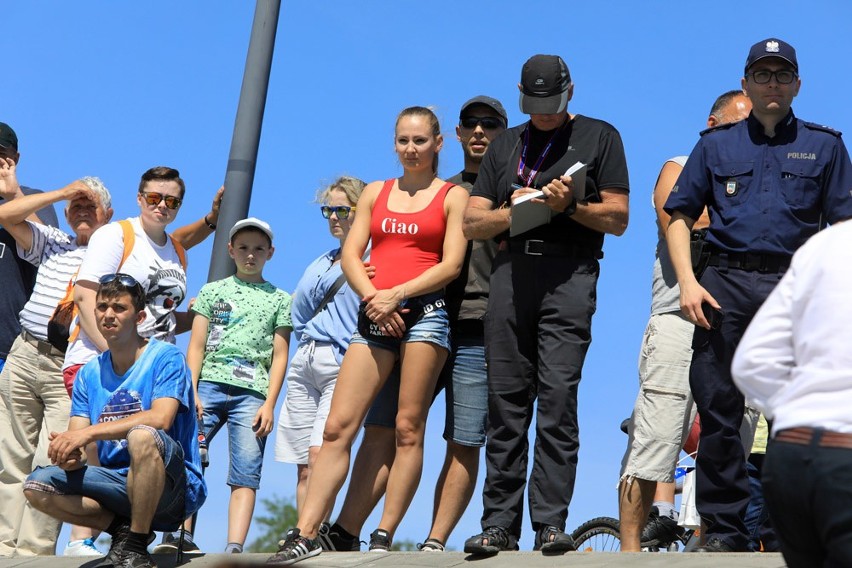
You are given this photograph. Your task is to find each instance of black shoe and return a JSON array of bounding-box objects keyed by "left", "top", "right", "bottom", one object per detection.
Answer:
[
  {"left": 464, "top": 526, "right": 518, "bottom": 556},
  {"left": 641, "top": 506, "right": 682, "bottom": 546},
  {"left": 693, "top": 536, "right": 736, "bottom": 552},
  {"left": 534, "top": 526, "right": 575, "bottom": 553},
  {"left": 152, "top": 531, "right": 202, "bottom": 555},
  {"left": 267, "top": 528, "right": 321, "bottom": 565},
  {"left": 368, "top": 529, "right": 392, "bottom": 552},
  {"left": 317, "top": 522, "right": 361, "bottom": 551},
  {"left": 114, "top": 550, "right": 156, "bottom": 568}
]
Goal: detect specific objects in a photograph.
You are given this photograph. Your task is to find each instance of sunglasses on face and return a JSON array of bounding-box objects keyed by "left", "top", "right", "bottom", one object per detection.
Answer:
[
  {"left": 321, "top": 205, "right": 355, "bottom": 219},
  {"left": 459, "top": 116, "right": 505, "bottom": 130},
  {"left": 98, "top": 272, "right": 144, "bottom": 293},
  {"left": 140, "top": 191, "right": 182, "bottom": 210}
]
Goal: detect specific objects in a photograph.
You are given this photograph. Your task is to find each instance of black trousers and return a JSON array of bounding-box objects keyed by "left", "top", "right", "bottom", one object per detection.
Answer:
[
  {"left": 764, "top": 434, "right": 852, "bottom": 568},
  {"left": 480, "top": 250, "right": 599, "bottom": 539},
  {"left": 690, "top": 265, "right": 783, "bottom": 550}
]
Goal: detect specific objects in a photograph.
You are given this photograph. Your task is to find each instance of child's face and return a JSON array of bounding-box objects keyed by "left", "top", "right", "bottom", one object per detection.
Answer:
[{"left": 228, "top": 230, "right": 273, "bottom": 278}]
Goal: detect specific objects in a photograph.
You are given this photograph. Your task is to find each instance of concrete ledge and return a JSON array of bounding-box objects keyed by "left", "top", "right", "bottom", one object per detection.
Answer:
[{"left": 0, "top": 551, "right": 787, "bottom": 568}]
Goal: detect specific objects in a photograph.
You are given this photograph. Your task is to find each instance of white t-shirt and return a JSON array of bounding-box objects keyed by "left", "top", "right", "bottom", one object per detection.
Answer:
[
  {"left": 17, "top": 222, "right": 86, "bottom": 340},
  {"left": 63, "top": 216, "right": 186, "bottom": 370}
]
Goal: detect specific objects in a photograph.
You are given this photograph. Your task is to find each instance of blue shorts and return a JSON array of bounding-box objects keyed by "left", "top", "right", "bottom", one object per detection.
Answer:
[
  {"left": 365, "top": 332, "right": 487, "bottom": 447},
  {"left": 198, "top": 380, "right": 267, "bottom": 489},
  {"left": 350, "top": 294, "right": 451, "bottom": 353},
  {"left": 24, "top": 426, "right": 188, "bottom": 531}
]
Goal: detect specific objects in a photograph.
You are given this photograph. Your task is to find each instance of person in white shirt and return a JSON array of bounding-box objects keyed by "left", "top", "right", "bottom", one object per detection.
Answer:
[{"left": 732, "top": 219, "right": 852, "bottom": 568}]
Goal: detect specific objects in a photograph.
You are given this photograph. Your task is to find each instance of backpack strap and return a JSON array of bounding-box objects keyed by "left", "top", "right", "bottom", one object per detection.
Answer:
[{"left": 118, "top": 218, "right": 186, "bottom": 270}]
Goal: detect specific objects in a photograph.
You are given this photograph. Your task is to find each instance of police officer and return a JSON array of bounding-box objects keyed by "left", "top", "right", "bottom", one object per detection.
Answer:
[
  {"left": 665, "top": 38, "right": 852, "bottom": 552},
  {"left": 463, "top": 54, "right": 629, "bottom": 555}
]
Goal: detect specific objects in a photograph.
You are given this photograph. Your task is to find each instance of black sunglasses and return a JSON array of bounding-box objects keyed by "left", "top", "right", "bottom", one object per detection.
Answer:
[
  {"left": 140, "top": 191, "right": 182, "bottom": 210},
  {"left": 459, "top": 116, "right": 505, "bottom": 130},
  {"left": 321, "top": 205, "right": 355, "bottom": 219},
  {"left": 99, "top": 273, "right": 142, "bottom": 288}
]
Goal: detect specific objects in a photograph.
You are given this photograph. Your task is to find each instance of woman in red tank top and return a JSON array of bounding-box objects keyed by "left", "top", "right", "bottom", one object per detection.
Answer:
[{"left": 274, "top": 107, "right": 469, "bottom": 561}]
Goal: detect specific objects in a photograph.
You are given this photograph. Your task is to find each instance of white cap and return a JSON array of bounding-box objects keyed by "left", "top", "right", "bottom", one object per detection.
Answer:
[{"left": 229, "top": 217, "right": 274, "bottom": 242}]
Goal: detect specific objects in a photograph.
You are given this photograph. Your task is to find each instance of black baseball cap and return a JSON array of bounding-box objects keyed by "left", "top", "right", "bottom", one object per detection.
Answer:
[
  {"left": 459, "top": 96, "right": 508, "bottom": 124},
  {"left": 519, "top": 55, "right": 572, "bottom": 115},
  {"left": 744, "top": 38, "right": 798, "bottom": 74},
  {"left": 0, "top": 122, "right": 18, "bottom": 151}
]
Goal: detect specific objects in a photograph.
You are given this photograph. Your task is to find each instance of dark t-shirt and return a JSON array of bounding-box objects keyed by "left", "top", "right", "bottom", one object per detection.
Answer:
[
  {"left": 472, "top": 115, "right": 630, "bottom": 252},
  {"left": 0, "top": 187, "right": 59, "bottom": 358},
  {"left": 445, "top": 171, "right": 496, "bottom": 325}
]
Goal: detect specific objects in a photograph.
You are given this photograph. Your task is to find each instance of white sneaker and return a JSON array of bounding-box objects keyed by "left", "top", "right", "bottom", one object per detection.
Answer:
[{"left": 64, "top": 538, "right": 102, "bottom": 557}]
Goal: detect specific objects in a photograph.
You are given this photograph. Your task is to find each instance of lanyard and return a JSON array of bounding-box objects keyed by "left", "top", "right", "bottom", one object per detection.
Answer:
[{"left": 516, "top": 121, "right": 566, "bottom": 187}]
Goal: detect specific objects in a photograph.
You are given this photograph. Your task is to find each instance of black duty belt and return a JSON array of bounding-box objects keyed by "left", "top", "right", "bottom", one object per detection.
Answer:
[
  {"left": 707, "top": 251, "right": 791, "bottom": 274},
  {"left": 500, "top": 239, "right": 603, "bottom": 259}
]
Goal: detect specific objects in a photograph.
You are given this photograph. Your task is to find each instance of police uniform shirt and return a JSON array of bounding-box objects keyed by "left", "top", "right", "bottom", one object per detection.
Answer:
[
  {"left": 471, "top": 115, "right": 629, "bottom": 253},
  {"left": 664, "top": 110, "right": 852, "bottom": 256}
]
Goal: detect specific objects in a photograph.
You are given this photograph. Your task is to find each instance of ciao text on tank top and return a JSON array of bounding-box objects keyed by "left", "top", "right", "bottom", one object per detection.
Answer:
[{"left": 369, "top": 179, "right": 454, "bottom": 290}]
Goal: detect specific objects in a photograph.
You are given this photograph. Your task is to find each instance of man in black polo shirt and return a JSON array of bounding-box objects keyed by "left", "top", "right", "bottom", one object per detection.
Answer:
[{"left": 462, "top": 54, "right": 629, "bottom": 555}]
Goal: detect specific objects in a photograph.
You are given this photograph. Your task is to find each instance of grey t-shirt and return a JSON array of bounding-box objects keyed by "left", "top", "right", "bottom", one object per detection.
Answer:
[{"left": 650, "top": 156, "right": 687, "bottom": 316}]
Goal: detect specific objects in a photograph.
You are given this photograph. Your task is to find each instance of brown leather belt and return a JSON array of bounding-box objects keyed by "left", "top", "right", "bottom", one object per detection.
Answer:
[{"left": 774, "top": 427, "right": 852, "bottom": 450}]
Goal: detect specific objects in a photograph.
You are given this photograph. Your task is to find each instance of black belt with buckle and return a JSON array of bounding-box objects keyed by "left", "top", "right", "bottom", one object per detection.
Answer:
[
  {"left": 707, "top": 251, "right": 791, "bottom": 274},
  {"left": 500, "top": 239, "right": 603, "bottom": 259}
]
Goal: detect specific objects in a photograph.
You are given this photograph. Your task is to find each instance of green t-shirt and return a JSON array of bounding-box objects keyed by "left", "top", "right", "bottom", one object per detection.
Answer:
[{"left": 192, "top": 275, "right": 292, "bottom": 398}]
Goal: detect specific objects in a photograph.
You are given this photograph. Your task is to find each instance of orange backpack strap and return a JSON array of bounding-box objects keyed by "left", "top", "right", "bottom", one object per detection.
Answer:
[
  {"left": 118, "top": 219, "right": 136, "bottom": 267},
  {"left": 168, "top": 235, "right": 187, "bottom": 270}
]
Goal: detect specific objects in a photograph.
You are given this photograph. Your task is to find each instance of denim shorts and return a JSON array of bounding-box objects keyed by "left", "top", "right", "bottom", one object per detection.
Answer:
[
  {"left": 24, "top": 426, "right": 187, "bottom": 531},
  {"left": 198, "top": 380, "right": 267, "bottom": 489},
  {"left": 350, "top": 293, "right": 451, "bottom": 353},
  {"left": 365, "top": 333, "right": 487, "bottom": 447}
]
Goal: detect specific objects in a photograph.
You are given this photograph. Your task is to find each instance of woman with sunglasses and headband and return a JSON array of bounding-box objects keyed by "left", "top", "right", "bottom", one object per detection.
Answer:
[
  {"left": 269, "top": 107, "right": 468, "bottom": 564},
  {"left": 63, "top": 167, "right": 192, "bottom": 394},
  {"left": 274, "top": 176, "right": 366, "bottom": 514}
]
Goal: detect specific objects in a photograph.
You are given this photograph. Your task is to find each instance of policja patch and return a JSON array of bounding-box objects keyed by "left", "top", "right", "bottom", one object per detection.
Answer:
[{"left": 726, "top": 179, "right": 739, "bottom": 196}]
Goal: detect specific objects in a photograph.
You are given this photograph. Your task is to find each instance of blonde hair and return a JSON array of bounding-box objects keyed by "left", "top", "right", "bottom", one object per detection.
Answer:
[{"left": 315, "top": 175, "right": 367, "bottom": 206}]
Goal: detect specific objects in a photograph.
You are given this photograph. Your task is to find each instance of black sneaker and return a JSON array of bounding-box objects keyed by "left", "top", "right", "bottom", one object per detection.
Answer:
[
  {"left": 641, "top": 506, "right": 682, "bottom": 546},
  {"left": 96, "top": 527, "right": 157, "bottom": 568},
  {"left": 693, "top": 536, "right": 736, "bottom": 553},
  {"left": 152, "top": 531, "right": 202, "bottom": 555},
  {"left": 464, "top": 526, "right": 518, "bottom": 556},
  {"left": 317, "top": 522, "right": 361, "bottom": 551},
  {"left": 368, "top": 529, "right": 392, "bottom": 552},
  {"left": 114, "top": 550, "right": 156, "bottom": 568},
  {"left": 267, "top": 528, "right": 321, "bottom": 565},
  {"left": 534, "top": 525, "right": 575, "bottom": 553}
]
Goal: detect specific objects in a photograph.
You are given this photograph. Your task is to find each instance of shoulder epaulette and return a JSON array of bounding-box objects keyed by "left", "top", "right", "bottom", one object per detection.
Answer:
[
  {"left": 802, "top": 121, "right": 842, "bottom": 137},
  {"left": 699, "top": 122, "right": 738, "bottom": 137}
]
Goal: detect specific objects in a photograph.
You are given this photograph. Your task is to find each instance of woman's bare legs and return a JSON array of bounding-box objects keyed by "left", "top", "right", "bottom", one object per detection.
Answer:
[
  {"left": 377, "top": 341, "right": 448, "bottom": 537},
  {"left": 294, "top": 344, "right": 396, "bottom": 538}
]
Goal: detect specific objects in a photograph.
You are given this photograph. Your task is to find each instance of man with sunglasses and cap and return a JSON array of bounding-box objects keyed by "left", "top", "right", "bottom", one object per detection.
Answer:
[
  {"left": 665, "top": 38, "right": 852, "bottom": 552},
  {"left": 463, "top": 55, "right": 629, "bottom": 555},
  {"left": 23, "top": 273, "right": 206, "bottom": 568}
]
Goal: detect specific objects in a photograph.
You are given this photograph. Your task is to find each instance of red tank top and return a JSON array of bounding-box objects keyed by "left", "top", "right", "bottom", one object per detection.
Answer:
[{"left": 369, "top": 179, "right": 454, "bottom": 290}]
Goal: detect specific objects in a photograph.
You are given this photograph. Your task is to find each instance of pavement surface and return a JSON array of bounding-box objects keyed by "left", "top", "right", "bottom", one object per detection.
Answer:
[{"left": 0, "top": 552, "right": 788, "bottom": 568}]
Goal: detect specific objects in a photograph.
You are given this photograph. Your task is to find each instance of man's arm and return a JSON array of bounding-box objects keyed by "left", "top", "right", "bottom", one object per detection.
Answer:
[
  {"left": 0, "top": 157, "right": 43, "bottom": 224},
  {"left": 47, "top": 398, "right": 180, "bottom": 466},
  {"left": 254, "top": 328, "right": 291, "bottom": 437},
  {"left": 667, "top": 211, "right": 718, "bottom": 328},
  {"left": 652, "top": 162, "right": 711, "bottom": 233},
  {"left": 47, "top": 416, "right": 92, "bottom": 470},
  {"left": 175, "top": 311, "right": 195, "bottom": 335},
  {"left": 0, "top": 181, "right": 95, "bottom": 250},
  {"left": 74, "top": 281, "right": 110, "bottom": 352},
  {"left": 171, "top": 186, "right": 225, "bottom": 249},
  {"left": 463, "top": 195, "right": 510, "bottom": 240}
]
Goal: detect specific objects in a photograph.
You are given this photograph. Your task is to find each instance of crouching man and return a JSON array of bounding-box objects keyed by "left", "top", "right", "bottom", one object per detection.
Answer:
[{"left": 23, "top": 273, "right": 207, "bottom": 568}]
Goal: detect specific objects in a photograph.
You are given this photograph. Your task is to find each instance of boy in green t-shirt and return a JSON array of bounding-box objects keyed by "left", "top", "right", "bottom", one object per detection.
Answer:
[{"left": 158, "top": 217, "right": 291, "bottom": 554}]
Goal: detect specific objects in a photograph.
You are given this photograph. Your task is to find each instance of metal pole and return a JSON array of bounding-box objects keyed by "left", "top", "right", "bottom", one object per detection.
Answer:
[{"left": 207, "top": 0, "right": 281, "bottom": 282}]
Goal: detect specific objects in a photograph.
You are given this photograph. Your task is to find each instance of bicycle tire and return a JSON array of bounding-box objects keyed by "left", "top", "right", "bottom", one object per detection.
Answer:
[{"left": 571, "top": 517, "right": 621, "bottom": 552}]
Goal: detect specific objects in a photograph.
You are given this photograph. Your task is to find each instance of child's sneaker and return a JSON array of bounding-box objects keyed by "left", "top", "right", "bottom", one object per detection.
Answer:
[
  {"left": 368, "top": 529, "right": 392, "bottom": 552},
  {"left": 267, "top": 528, "right": 321, "bottom": 565},
  {"left": 152, "top": 531, "right": 201, "bottom": 555},
  {"left": 317, "top": 522, "right": 360, "bottom": 551},
  {"left": 64, "top": 537, "right": 103, "bottom": 557}
]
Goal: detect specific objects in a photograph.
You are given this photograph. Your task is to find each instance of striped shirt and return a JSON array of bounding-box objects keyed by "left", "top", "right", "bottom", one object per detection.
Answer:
[{"left": 17, "top": 222, "right": 86, "bottom": 340}]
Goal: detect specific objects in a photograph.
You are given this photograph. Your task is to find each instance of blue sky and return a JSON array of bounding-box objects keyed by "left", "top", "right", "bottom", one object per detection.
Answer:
[{"left": 7, "top": 0, "right": 852, "bottom": 553}]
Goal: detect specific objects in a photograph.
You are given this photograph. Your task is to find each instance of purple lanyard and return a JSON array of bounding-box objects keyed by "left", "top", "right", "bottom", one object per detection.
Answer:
[{"left": 516, "top": 122, "right": 566, "bottom": 187}]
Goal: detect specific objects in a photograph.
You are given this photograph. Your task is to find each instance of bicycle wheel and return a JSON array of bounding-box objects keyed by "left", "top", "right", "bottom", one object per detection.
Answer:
[{"left": 571, "top": 517, "right": 621, "bottom": 552}]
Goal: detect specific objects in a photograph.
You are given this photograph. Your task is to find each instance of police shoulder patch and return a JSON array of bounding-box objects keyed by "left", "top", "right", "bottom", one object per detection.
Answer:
[
  {"left": 802, "top": 121, "right": 842, "bottom": 137},
  {"left": 699, "top": 122, "right": 738, "bottom": 137}
]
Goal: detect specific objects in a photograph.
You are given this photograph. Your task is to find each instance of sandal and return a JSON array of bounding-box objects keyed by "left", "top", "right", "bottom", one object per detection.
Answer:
[
  {"left": 535, "top": 525, "right": 575, "bottom": 553},
  {"left": 464, "top": 526, "right": 517, "bottom": 555}
]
